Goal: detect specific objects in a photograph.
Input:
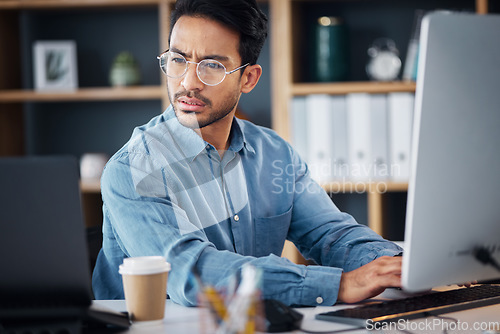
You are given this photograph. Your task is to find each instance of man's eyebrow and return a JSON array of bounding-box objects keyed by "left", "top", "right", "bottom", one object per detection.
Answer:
[
  {"left": 169, "top": 47, "right": 188, "bottom": 57},
  {"left": 204, "top": 54, "right": 230, "bottom": 62},
  {"left": 169, "top": 47, "right": 230, "bottom": 62}
]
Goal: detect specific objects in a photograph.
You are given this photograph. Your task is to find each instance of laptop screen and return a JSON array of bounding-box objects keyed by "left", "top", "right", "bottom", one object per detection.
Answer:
[{"left": 0, "top": 156, "right": 92, "bottom": 307}]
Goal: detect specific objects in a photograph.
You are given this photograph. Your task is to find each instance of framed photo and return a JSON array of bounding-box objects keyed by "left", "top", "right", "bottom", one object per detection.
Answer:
[{"left": 33, "top": 41, "right": 78, "bottom": 91}]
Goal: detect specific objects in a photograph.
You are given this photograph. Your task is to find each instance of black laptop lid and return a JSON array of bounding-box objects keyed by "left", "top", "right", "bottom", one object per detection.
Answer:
[{"left": 0, "top": 156, "right": 92, "bottom": 307}]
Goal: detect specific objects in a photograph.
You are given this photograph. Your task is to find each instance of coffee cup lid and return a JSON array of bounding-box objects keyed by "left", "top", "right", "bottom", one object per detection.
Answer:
[{"left": 119, "top": 256, "right": 171, "bottom": 275}]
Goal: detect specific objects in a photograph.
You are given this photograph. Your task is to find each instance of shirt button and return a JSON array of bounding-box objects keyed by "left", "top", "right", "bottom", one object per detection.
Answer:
[
  {"left": 234, "top": 214, "right": 239, "bottom": 222},
  {"left": 316, "top": 296, "right": 324, "bottom": 304}
]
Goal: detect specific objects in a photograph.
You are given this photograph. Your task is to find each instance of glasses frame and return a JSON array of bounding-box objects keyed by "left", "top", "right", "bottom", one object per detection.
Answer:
[{"left": 157, "top": 50, "right": 250, "bottom": 86}]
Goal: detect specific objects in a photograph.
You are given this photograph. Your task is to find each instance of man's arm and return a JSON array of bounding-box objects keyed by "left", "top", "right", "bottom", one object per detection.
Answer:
[
  {"left": 280, "top": 145, "right": 404, "bottom": 303},
  {"left": 100, "top": 140, "right": 402, "bottom": 306},
  {"left": 100, "top": 157, "right": 342, "bottom": 307},
  {"left": 283, "top": 147, "right": 403, "bottom": 269}
]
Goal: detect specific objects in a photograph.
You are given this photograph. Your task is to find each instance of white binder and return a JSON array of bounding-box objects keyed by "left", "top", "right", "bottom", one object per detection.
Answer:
[
  {"left": 290, "top": 96, "right": 309, "bottom": 163},
  {"left": 347, "top": 93, "right": 371, "bottom": 181},
  {"left": 388, "top": 92, "right": 415, "bottom": 181},
  {"left": 330, "top": 95, "right": 349, "bottom": 179},
  {"left": 370, "top": 94, "right": 389, "bottom": 180},
  {"left": 306, "top": 94, "right": 333, "bottom": 183}
]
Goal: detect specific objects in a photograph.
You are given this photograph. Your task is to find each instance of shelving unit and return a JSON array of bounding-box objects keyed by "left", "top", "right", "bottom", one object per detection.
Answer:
[
  {"left": 0, "top": 1, "right": 172, "bottom": 138},
  {"left": 0, "top": 0, "right": 174, "bottom": 228},
  {"left": 0, "top": 0, "right": 495, "bottom": 263},
  {"left": 270, "top": 0, "right": 492, "bottom": 263}
]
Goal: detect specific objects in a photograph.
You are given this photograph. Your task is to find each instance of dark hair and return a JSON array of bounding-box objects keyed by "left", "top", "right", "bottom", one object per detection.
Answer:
[{"left": 170, "top": 0, "right": 268, "bottom": 66}]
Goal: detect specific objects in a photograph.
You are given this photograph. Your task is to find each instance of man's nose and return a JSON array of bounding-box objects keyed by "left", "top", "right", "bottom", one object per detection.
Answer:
[{"left": 181, "top": 62, "right": 204, "bottom": 91}]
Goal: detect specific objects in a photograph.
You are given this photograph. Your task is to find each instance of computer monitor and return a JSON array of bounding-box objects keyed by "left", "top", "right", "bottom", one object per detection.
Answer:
[{"left": 402, "top": 11, "right": 500, "bottom": 292}]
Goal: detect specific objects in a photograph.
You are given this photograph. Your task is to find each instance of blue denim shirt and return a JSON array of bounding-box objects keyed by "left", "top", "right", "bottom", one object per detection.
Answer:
[{"left": 92, "top": 106, "right": 402, "bottom": 306}]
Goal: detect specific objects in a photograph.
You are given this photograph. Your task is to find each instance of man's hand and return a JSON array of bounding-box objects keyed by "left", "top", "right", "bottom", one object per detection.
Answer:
[{"left": 338, "top": 256, "right": 402, "bottom": 304}]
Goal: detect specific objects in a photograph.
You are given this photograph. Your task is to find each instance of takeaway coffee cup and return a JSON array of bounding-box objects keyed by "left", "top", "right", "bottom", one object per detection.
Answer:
[{"left": 119, "top": 256, "right": 171, "bottom": 324}]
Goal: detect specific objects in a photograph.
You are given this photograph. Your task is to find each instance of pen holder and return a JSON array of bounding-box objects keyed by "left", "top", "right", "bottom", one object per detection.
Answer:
[{"left": 196, "top": 265, "right": 264, "bottom": 334}]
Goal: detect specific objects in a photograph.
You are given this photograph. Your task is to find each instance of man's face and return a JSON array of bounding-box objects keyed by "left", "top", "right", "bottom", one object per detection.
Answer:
[{"left": 167, "top": 15, "right": 244, "bottom": 129}]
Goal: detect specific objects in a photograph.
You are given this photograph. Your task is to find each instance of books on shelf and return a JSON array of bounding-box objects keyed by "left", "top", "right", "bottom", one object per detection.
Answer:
[{"left": 289, "top": 92, "right": 414, "bottom": 184}]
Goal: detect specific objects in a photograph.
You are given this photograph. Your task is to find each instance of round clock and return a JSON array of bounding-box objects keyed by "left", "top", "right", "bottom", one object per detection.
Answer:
[{"left": 366, "top": 38, "right": 402, "bottom": 81}]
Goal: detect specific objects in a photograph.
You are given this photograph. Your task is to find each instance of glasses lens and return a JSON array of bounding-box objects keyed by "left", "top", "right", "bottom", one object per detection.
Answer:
[
  {"left": 198, "top": 60, "right": 226, "bottom": 85},
  {"left": 161, "top": 52, "right": 187, "bottom": 78}
]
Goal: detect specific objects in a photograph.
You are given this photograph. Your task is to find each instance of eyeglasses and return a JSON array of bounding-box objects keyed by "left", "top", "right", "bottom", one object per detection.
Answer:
[{"left": 157, "top": 50, "right": 250, "bottom": 86}]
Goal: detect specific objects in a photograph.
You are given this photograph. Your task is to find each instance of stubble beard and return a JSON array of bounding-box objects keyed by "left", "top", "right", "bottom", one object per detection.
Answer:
[{"left": 168, "top": 85, "right": 240, "bottom": 130}]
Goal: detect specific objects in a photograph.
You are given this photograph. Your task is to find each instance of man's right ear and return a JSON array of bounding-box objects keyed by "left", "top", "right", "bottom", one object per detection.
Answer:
[{"left": 240, "top": 64, "right": 262, "bottom": 94}]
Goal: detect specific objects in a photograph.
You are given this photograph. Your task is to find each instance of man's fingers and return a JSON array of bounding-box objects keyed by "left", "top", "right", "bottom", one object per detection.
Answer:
[
  {"left": 372, "top": 256, "right": 403, "bottom": 275},
  {"left": 383, "top": 273, "right": 403, "bottom": 288},
  {"left": 377, "top": 262, "right": 402, "bottom": 275},
  {"left": 338, "top": 256, "right": 404, "bottom": 303}
]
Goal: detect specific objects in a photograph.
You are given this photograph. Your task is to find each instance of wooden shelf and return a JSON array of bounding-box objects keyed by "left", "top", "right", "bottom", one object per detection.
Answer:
[
  {"left": 80, "top": 179, "right": 101, "bottom": 194},
  {"left": 0, "top": 0, "right": 162, "bottom": 9},
  {"left": 78, "top": 179, "right": 409, "bottom": 196},
  {"left": 292, "top": 81, "right": 416, "bottom": 96},
  {"left": 0, "top": 86, "right": 163, "bottom": 103},
  {"left": 0, "top": 0, "right": 265, "bottom": 10},
  {"left": 322, "top": 181, "right": 408, "bottom": 194}
]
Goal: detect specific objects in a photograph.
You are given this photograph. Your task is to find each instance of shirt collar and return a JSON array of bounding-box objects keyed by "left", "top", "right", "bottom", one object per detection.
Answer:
[
  {"left": 230, "top": 117, "right": 256, "bottom": 155},
  {"left": 164, "top": 106, "right": 207, "bottom": 161},
  {"left": 164, "top": 106, "right": 256, "bottom": 162}
]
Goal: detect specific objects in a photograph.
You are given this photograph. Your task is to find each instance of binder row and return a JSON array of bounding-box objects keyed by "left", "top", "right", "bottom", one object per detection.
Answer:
[{"left": 290, "top": 93, "right": 415, "bottom": 184}]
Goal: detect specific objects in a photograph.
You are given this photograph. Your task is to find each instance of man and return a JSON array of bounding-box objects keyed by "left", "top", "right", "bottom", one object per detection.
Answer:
[{"left": 92, "top": 0, "right": 403, "bottom": 306}]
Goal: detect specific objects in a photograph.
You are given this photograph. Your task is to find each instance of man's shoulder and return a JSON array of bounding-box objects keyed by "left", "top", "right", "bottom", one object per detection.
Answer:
[
  {"left": 236, "top": 118, "right": 289, "bottom": 147},
  {"left": 104, "top": 110, "right": 178, "bottom": 169},
  {"left": 120, "top": 109, "right": 180, "bottom": 154}
]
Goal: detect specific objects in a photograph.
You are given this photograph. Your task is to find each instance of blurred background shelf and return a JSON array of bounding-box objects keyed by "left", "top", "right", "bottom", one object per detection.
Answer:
[
  {"left": 0, "top": 86, "right": 163, "bottom": 102},
  {"left": 78, "top": 179, "right": 409, "bottom": 195},
  {"left": 322, "top": 181, "right": 408, "bottom": 194},
  {"left": 0, "top": 0, "right": 161, "bottom": 9},
  {"left": 80, "top": 179, "right": 101, "bottom": 194},
  {"left": 292, "top": 81, "right": 416, "bottom": 96}
]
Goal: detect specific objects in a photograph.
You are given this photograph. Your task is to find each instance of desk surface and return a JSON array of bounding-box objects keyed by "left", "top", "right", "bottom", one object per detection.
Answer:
[{"left": 95, "top": 289, "right": 500, "bottom": 334}]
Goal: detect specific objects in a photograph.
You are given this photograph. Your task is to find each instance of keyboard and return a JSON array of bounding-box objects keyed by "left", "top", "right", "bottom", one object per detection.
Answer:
[{"left": 316, "top": 284, "right": 500, "bottom": 327}]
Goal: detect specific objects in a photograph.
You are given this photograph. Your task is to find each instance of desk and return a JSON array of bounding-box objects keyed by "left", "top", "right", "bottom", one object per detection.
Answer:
[{"left": 94, "top": 290, "right": 500, "bottom": 334}]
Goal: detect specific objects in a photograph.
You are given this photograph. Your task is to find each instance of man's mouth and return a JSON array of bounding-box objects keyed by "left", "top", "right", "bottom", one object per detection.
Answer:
[
  {"left": 178, "top": 97, "right": 205, "bottom": 112},
  {"left": 175, "top": 92, "right": 211, "bottom": 113},
  {"left": 180, "top": 99, "right": 203, "bottom": 106}
]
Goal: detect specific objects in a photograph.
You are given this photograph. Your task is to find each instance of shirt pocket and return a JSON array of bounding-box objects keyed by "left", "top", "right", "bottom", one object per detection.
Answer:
[{"left": 253, "top": 206, "right": 292, "bottom": 257}]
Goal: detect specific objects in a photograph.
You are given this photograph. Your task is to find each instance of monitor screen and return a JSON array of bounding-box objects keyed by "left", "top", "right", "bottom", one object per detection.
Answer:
[{"left": 402, "top": 11, "right": 500, "bottom": 292}]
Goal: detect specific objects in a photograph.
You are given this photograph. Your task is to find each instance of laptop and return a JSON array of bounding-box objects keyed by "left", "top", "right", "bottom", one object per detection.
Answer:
[{"left": 0, "top": 156, "right": 129, "bottom": 331}]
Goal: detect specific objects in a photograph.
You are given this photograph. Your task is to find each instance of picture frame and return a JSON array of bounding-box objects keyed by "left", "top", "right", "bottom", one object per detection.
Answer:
[{"left": 33, "top": 40, "right": 78, "bottom": 91}]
